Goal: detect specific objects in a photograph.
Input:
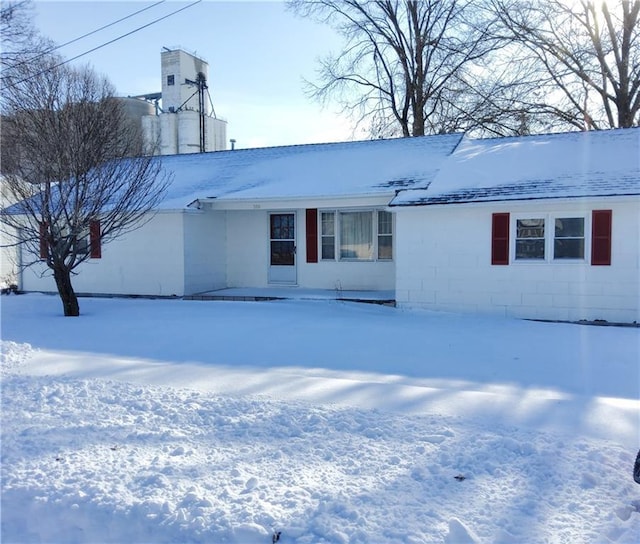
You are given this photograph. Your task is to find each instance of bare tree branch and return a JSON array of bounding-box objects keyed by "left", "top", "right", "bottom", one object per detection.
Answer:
[
  {"left": 1, "top": 55, "right": 170, "bottom": 316},
  {"left": 290, "top": 0, "right": 505, "bottom": 137},
  {"left": 492, "top": 0, "right": 640, "bottom": 129}
]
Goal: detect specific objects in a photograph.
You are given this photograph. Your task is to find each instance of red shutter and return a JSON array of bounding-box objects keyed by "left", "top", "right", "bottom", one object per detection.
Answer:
[
  {"left": 491, "top": 213, "right": 510, "bottom": 265},
  {"left": 591, "top": 210, "right": 612, "bottom": 265},
  {"left": 306, "top": 209, "right": 318, "bottom": 263},
  {"left": 39, "top": 222, "right": 48, "bottom": 259},
  {"left": 89, "top": 220, "right": 101, "bottom": 259}
]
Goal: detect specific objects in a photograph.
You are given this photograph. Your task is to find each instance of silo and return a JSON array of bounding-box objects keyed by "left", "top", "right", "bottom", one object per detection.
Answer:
[
  {"left": 141, "top": 115, "right": 161, "bottom": 155},
  {"left": 160, "top": 114, "right": 178, "bottom": 155},
  {"left": 178, "top": 110, "right": 201, "bottom": 154},
  {"left": 207, "top": 117, "right": 228, "bottom": 151},
  {"left": 117, "top": 97, "right": 155, "bottom": 119}
]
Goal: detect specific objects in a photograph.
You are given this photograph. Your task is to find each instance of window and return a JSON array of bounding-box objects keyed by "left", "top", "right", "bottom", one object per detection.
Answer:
[
  {"left": 340, "top": 211, "right": 373, "bottom": 260},
  {"left": 167, "top": 74, "right": 175, "bottom": 86},
  {"left": 320, "top": 210, "right": 392, "bottom": 261},
  {"left": 495, "top": 211, "right": 610, "bottom": 266},
  {"left": 321, "top": 211, "right": 335, "bottom": 260},
  {"left": 39, "top": 220, "right": 101, "bottom": 260},
  {"left": 377, "top": 211, "right": 393, "bottom": 260},
  {"left": 554, "top": 217, "right": 584, "bottom": 259},
  {"left": 515, "top": 218, "right": 545, "bottom": 260},
  {"left": 75, "top": 230, "right": 90, "bottom": 255}
]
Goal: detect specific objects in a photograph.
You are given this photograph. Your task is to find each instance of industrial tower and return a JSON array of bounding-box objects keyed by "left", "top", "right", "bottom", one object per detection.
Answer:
[{"left": 134, "top": 48, "right": 228, "bottom": 155}]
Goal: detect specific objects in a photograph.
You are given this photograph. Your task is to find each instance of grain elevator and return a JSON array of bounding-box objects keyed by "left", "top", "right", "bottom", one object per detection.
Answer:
[{"left": 135, "top": 47, "right": 227, "bottom": 155}]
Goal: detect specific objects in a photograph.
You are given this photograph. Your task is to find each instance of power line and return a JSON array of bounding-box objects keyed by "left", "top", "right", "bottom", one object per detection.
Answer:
[
  {"left": 12, "top": 0, "right": 167, "bottom": 71},
  {"left": 51, "top": 0, "right": 168, "bottom": 54},
  {"left": 6, "top": 0, "right": 202, "bottom": 90}
]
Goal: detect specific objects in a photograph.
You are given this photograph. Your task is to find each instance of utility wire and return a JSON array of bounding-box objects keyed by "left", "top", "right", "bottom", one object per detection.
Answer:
[
  {"left": 12, "top": 0, "right": 167, "bottom": 71},
  {"left": 6, "top": 0, "right": 202, "bottom": 90}
]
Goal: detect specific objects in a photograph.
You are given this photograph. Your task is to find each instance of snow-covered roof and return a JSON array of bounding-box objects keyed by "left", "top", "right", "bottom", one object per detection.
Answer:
[
  {"left": 158, "top": 133, "right": 464, "bottom": 209},
  {"left": 391, "top": 127, "right": 640, "bottom": 206}
]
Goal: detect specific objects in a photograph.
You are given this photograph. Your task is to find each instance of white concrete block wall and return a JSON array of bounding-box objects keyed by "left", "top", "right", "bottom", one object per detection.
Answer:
[
  {"left": 395, "top": 199, "right": 640, "bottom": 323},
  {"left": 183, "top": 211, "right": 226, "bottom": 294},
  {"left": 1, "top": 225, "right": 20, "bottom": 288},
  {"left": 224, "top": 208, "right": 395, "bottom": 291},
  {"left": 225, "top": 210, "right": 269, "bottom": 288},
  {"left": 21, "top": 212, "right": 186, "bottom": 297},
  {"left": 299, "top": 260, "right": 394, "bottom": 291}
]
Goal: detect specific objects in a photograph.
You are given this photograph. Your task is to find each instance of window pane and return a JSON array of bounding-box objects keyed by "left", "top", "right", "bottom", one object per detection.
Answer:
[
  {"left": 378, "top": 236, "right": 392, "bottom": 260},
  {"left": 516, "top": 218, "right": 545, "bottom": 260},
  {"left": 554, "top": 238, "right": 585, "bottom": 259},
  {"left": 378, "top": 211, "right": 392, "bottom": 235},
  {"left": 321, "top": 212, "right": 335, "bottom": 236},
  {"left": 517, "top": 219, "right": 544, "bottom": 238},
  {"left": 271, "top": 241, "right": 295, "bottom": 265},
  {"left": 321, "top": 238, "right": 335, "bottom": 260},
  {"left": 554, "top": 217, "right": 584, "bottom": 259},
  {"left": 270, "top": 214, "right": 294, "bottom": 240},
  {"left": 340, "top": 211, "right": 372, "bottom": 260},
  {"left": 75, "top": 235, "right": 89, "bottom": 255},
  {"left": 555, "top": 218, "right": 584, "bottom": 238},
  {"left": 516, "top": 239, "right": 545, "bottom": 260}
]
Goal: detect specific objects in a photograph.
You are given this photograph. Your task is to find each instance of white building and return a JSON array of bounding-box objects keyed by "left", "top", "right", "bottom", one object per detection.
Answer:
[
  {"left": 138, "top": 48, "right": 227, "bottom": 155},
  {"left": 13, "top": 128, "right": 640, "bottom": 324},
  {"left": 0, "top": 177, "right": 21, "bottom": 290}
]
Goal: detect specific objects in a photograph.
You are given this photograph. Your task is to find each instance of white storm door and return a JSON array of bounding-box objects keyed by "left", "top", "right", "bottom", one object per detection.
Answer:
[{"left": 268, "top": 212, "right": 297, "bottom": 284}]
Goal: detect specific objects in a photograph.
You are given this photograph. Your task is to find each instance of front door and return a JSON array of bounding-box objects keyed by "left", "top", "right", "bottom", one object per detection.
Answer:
[{"left": 268, "top": 212, "right": 297, "bottom": 284}]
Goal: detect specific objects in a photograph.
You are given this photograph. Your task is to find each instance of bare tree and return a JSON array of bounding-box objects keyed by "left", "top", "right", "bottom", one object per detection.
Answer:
[
  {"left": 1, "top": 56, "right": 170, "bottom": 316},
  {"left": 493, "top": 0, "right": 640, "bottom": 130},
  {"left": 1, "top": 0, "right": 51, "bottom": 86},
  {"left": 290, "top": 0, "right": 504, "bottom": 137}
]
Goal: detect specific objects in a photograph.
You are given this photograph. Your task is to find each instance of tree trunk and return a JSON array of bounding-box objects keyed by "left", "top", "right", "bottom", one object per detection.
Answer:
[{"left": 53, "top": 266, "right": 80, "bottom": 317}]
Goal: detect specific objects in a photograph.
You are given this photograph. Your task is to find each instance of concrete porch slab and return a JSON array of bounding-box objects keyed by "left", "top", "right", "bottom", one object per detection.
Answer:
[{"left": 184, "top": 287, "right": 395, "bottom": 306}]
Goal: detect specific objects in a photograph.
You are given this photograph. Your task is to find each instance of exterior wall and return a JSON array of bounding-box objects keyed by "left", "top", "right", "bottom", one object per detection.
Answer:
[
  {"left": 225, "top": 211, "right": 269, "bottom": 288},
  {"left": 1, "top": 225, "right": 20, "bottom": 289},
  {"left": 1, "top": 181, "right": 21, "bottom": 289},
  {"left": 224, "top": 208, "right": 395, "bottom": 291},
  {"left": 298, "top": 259, "right": 394, "bottom": 291},
  {"left": 395, "top": 198, "right": 640, "bottom": 323},
  {"left": 184, "top": 211, "right": 226, "bottom": 294},
  {"left": 21, "top": 212, "right": 187, "bottom": 297}
]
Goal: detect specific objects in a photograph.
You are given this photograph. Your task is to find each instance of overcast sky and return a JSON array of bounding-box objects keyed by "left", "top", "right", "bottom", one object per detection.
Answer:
[{"left": 32, "top": 1, "right": 358, "bottom": 149}]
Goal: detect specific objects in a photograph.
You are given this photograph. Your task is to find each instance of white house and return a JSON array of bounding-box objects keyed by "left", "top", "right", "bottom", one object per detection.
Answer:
[
  {"left": 18, "top": 134, "right": 463, "bottom": 297},
  {"left": 391, "top": 128, "right": 640, "bottom": 323},
  {"left": 14, "top": 128, "right": 640, "bottom": 323}
]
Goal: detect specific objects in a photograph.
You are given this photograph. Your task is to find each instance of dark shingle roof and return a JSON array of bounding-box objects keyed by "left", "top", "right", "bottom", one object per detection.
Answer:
[
  {"left": 159, "top": 133, "right": 463, "bottom": 209},
  {"left": 391, "top": 128, "right": 640, "bottom": 206}
]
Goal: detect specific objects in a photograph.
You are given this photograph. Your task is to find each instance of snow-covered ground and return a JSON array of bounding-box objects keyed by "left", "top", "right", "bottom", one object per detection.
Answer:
[{"left": 1, "top": 293, "right": 639, "bottom": 544}]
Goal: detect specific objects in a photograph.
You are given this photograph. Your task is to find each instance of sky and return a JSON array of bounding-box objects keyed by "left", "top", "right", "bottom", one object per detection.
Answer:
[
  {"left": 1, "top": 294, "right": 639, "bottom": 543},
  {"left": 32, "top": 1, "right": 357, "bottom": 149}
]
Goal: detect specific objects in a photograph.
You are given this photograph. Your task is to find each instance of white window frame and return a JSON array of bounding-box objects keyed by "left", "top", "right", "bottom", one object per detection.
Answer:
[
  {"left": 377, "top": 210, "right": 393, "bottom": 261},
  {"left": 511, "top": 212, "right": 589, "bottom": 264},
  {"left": 319, "top": 209, "right": 393, "bottom": 262},
  {"left": 320, "top": 211, "right": 336, "bottom": 261}
]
